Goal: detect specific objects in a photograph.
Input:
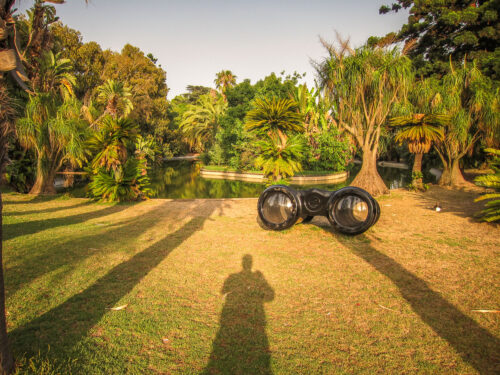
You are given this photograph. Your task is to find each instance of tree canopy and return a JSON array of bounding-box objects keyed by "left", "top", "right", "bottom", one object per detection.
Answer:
[{"left": 377, "top": 0, "right": 500, "bottom": 80}]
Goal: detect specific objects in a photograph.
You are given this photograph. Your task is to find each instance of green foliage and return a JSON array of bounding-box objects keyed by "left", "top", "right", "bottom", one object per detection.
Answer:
[
  {"left": 474, "top": 148, "right": 500, "bottom": 222},
  {"left": 379, "top": 0, "right": 500, "bottom": 80},
  {"left": 88, "top": 158, "right": 154, "bottom": 202},
  {"left": 245, "top": 98, "right": 304, "bottom": 136},
  {"left": 435, "top": 62, "right": 499, "bottom": 179},
  {"left": 96, "top": 79, "right": 133, "bottom": 119},
  {"left": 4, "top": 145, "right": 35, "bottom": 193},
  {"left": 87, "top": 117, "right": 139, "bottom": 172},
  {"left": 301, "top": 130, "right": 350, "bottom": 172},
  {"left": 180, "top": 94, "right": 227, "bottom": 151},
  {"left": 255, "top": 134, "right": 305, "bottom": 181}
]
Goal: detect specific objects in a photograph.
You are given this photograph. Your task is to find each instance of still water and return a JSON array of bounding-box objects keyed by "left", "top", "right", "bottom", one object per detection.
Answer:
[
  {"left": 62, "top": 161, "right": 412, "bottom": 199},
  {"left": 147, "top": 161, "right": 411, "bottom": 199}
]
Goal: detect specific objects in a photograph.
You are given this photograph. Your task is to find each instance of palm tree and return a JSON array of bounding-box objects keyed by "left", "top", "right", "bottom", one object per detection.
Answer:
[
  {"left": 96, "top": 79, "right": 133, "bottom": 120},
  {"left": 180, "top": 94, "right": 227, "bottom": 151},
  {"left": 17, "top": 95, "right": 89, "bottom": 194},
  {"left": 245, "top": 98, "right": 304, "bottom": 146},
  {"left": 32, "top": 50, "right": 76, "bottom": 99},
  {"left": 314, "top": 37, "right": 413, "bottom": 196},
  {"left": 214, "top": 70, "right": 236, "bottom": 100}
]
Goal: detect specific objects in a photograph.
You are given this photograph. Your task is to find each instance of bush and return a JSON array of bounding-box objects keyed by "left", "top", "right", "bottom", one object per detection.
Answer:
[
  {"left": 302, "top": 130, "right": 350, "bottom": 172},
  {"left": 88, "top": 158, "right": 154, "bottom": 202},
  {"left": 474, "top": 148, "right": 500, "bottom": 222}
]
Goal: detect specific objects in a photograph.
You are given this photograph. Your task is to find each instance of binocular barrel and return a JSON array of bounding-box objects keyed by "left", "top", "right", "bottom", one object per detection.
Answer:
[{"left": 257, "top": 185, "right": 380, "bottom": 235}]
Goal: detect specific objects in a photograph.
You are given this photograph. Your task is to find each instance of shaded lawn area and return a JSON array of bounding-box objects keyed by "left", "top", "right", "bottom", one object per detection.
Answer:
[{"left": 2, "top": 187, "right": 499, "bottom": 374}]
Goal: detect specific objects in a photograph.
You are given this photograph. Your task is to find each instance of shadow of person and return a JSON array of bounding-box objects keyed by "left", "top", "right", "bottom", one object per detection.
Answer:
[{"left": 203, "top": 255, "right": 275, "bottom": 375}]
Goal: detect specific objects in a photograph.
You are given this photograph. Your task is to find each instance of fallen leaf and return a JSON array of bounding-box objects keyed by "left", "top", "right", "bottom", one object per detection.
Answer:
[
  {"left": 471, "top": 309, "right": 500, "bottom": 313},
  {"left": 107, "top": 304, "right": 128, "bottom": 311}
]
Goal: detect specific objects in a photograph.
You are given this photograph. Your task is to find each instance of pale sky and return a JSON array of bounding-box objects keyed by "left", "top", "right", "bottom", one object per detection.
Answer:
[{"left": 15, "top": 0, "right": 409, "bottom": 98}]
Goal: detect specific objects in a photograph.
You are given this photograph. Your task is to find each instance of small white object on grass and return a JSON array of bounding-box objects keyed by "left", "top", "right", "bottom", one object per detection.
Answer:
[
  {"left": 107, "top": 304, "right": 128, "bottom": 311},
  {"left": 433, "top": 202, "right": 442, "bottom": 212}
]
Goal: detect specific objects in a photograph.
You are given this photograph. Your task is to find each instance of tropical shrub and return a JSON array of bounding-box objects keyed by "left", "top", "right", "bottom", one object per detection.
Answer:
[
  {"left": 88, "top": 158, "right": 154, "bottom": 202},
  {"left": 474, "top": 148, "right": 500, "bottom": 222},
  {"left": 255, "top": 135, "right": 305, "bottom": 181},
  {"left": 301, "top": 130, "right": 350, "bottom": 172}
]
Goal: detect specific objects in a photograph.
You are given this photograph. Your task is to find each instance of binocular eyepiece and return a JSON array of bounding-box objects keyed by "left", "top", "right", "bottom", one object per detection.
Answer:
[{"left": 257, "top": 185, "right": 380, "bottom": 235}]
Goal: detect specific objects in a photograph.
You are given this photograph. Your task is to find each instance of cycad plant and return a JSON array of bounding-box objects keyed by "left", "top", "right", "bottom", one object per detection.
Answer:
[
  {"left": 474, "top": 148, "right": 500, "bottom": 222},
  {"left": 245, "top": 97, "right": 305, "bottom": 181},
  {"left": 255, "top": 134, "right": 305, "bottom": 182},
  {"left": 87, "top": 117, "right": 154, "bottom": 201},
  {"left": 88, "top": 158, "right": 154, "bottom": 202},
  {"left": 388, "top": 79, "right": 448, "bottom": 190}
]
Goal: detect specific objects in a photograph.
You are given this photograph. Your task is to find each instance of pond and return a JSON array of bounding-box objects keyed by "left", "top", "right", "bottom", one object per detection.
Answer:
[
  {"left": 61, "top": 161, "right": 416, "bottom": 199},
  {"left": 61, "top": 160, "right": 421, "bottom": 199}
]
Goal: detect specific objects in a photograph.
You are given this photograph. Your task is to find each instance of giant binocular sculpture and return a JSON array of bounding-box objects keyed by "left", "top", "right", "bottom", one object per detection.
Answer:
[{"left": 258, "top": 185, "right": 380, "bottom": 235}]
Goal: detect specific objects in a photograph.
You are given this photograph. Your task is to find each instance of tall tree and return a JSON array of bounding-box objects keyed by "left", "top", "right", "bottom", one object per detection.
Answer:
[
  {"left": 315, "top": 37, "right": 413, "bottom": 196},
  {"left": 378, "top": 0, "right": 500, "bottom": 80},
  {"left": 388, "top": 78, "right": 446, "bottom": 190},
  {"left": 180, "top": 94, "right": 227, "bottom": 151},
  {"left": 214, "top": 70, "right": 237, "bottom": 100},
  {"left": 435, "top": 62, "right": 499, "bottom": 187}
]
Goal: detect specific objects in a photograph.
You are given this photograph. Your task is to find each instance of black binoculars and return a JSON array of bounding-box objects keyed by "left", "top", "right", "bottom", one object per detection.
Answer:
[{"left": 257, "top": 185, "right": 380, "bottom": 235}]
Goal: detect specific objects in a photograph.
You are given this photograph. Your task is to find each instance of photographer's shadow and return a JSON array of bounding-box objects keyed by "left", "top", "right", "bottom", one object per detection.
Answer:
[{"left": 203, "top": 255, "right": 274, "bottom": 375}]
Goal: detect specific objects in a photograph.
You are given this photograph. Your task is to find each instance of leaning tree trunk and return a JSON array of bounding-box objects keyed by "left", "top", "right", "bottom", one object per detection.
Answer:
[
  {"left": 0, "top": 192, "right": 14, "bottom": 375},
  {"left": 438, "top": 158, "right": 470, "bottom": 187},
  {"left": 351, "top": 147, "right": 389, "bottom": 196}
]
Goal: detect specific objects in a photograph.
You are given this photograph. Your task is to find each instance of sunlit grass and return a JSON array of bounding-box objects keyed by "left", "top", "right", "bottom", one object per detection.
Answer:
[{"left": 3, "top": 188, "right": 499, "bottom": 374}]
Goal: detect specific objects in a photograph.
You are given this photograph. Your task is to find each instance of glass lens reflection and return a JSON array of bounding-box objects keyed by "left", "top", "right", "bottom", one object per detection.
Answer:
[
  {"left": 334, "top": 196, "right": 368, "bottom": 227},
  {"left": 261, "top": 192, "right": 294, "bottom": 225}
]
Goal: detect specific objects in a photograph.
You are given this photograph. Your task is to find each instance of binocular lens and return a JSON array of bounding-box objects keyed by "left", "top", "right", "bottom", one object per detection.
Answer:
[
  {"left": 333, "top": 196, "right": 369, "bottom": 227},
  {"left": 261, "top": 192, "right": 294, "bottom": 225}
]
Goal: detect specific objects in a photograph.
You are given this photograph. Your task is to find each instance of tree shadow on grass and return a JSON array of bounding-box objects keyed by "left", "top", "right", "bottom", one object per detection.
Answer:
[
  {"left": 330, "top": 231, "right": 500, "bottom": 374},
  {"left": 9, "top": 200, "right": 224, "bottom": 364},
  {"left": 3, "top": 201, "right": 91, "bottom": 216},
  {"left": 3, "top": 203, "right": 130, "bottom": 241},
  {"left": 202, "top": 254, "right": 275, "bottom": 375}
]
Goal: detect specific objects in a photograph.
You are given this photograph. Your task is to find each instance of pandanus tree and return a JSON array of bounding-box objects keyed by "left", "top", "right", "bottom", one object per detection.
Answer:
[
  {"left": 315, "top": 37, "right": 413, "bottom": 196},
  {"left": 435, "top": 62, "right": 499, "bottom": 187},
  {"left": 388, "top": 78, "right": 446, "bottom": 190},
  {"left": 245, "top": 97, "right": 305, "bottom": 181},
  {"left": 17, "top": 94, "right": 88, "bottom": 194},
  {"left": 180, "top": 94, "right": 227, "bottom": 151}
]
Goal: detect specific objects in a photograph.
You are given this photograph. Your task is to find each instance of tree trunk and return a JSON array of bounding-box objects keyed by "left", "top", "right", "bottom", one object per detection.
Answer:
[
  {"left": 0, "top": 192, "right": 14, "bottom": 375},
  {"left": 29, "top": 159, "right": 56, "bottom": 195},
  {"left": 438, "top": 158, "right": 471, "bottom": 187},
  {"left": 412, "top": 153, "right": 423, "bottom": 174},
  {"left": 351, "top": 148, "right": 389, "bottom": 196},
  {"left": 411, "top": 153, "right": 425, "bottom": 191}
]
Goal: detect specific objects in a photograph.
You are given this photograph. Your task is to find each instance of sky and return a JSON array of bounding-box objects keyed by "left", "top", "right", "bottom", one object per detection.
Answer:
[{"left": 15, "top": 0, "right": 409, "bottom": 98}]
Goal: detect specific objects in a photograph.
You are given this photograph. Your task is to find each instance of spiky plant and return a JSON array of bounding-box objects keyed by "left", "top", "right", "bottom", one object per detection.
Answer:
[
  {"left": 87, "top": 117, "right": 139, "bottom": 172},
  {"left": 255, "top": 134, "right": 305, "bottom": 182},
  {"left": 88, "top": 158, "right": 154, "bottom": 202},
  {"left": 474, "top": 148, "right": 500, "bottom": 222},
  {"left": 245, "top": 98, "right": 304, "bottom": 146},
  {"left": 180, "top": 94, "right": 227, "bottom": 151}
]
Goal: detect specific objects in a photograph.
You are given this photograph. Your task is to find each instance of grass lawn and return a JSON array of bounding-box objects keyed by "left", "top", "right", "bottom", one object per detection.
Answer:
[{"left": 3, "top": 187, "right": 499, "bottom": 374}]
